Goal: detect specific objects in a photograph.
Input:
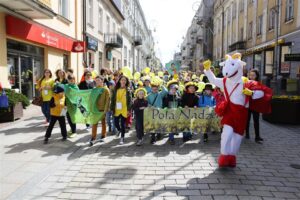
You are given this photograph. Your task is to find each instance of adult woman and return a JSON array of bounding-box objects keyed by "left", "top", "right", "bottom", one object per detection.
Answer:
[
  {"left": 55, "top": 69, "right": 68, "bottom": 84},
  {"left": 36, "top": 69, "right": 54, "bottom": 124},
  {"left": 110, "top": 75, "right": 132, "bottom": 145},
  {"left": 245, "top": 69, "right": 263, "bottom": 143}
]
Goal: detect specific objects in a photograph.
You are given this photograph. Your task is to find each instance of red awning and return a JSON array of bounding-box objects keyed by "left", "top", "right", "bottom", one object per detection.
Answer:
[{"left": 6, "top": 15, "right": 84, "bottom": 52}]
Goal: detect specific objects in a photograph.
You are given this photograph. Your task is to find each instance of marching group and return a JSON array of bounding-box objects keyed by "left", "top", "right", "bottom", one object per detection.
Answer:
[{"left": 35, "top": 64, "right": 263, "bottom": 147}]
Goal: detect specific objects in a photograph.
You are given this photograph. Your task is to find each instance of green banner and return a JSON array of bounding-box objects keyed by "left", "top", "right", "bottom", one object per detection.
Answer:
[
  {"left": 144, "top": 107, "right": 221, "bottom": 133},
  {"left": 64, "top": 84, "right": 104, "bottom": 125}
]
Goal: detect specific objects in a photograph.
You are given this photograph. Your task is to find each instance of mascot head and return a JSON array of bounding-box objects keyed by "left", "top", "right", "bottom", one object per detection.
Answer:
[{"left": 220, "top": 53, "right": 246, "bottom": 82}]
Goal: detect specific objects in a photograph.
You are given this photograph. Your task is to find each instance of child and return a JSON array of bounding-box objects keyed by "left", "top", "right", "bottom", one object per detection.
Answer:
[
  {"left": 132, "top": 88, "right": 148, "bottom": 146},
  {"left": 198, "top": 83, "right": 216, "bottom": 142},
  {"left": 106, "top": 80, "right": 116, "bottom": 134},
  {"left": 163, "top": 80, "right": 181, "bottom": 145},
  {"left": 110, "top": 75, "right": 132, "bottom": 145},
  {"left": 146, "top": 82, "right": 168, "bottom": 144},
  {"left": 66, "top": 75, "right": 78, "bottom": 138},
  {"left": 181, "top": 82, "right": 199, "bottom": 142},
  {"left": 44, "top": 85, "right": 67, "bottom": 144},
  {"left": 90, "top": 76, "right": 110, "bottom": 146}
]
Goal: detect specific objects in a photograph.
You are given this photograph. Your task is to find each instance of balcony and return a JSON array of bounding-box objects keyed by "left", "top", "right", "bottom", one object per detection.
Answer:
[
  {"left": 196, "top": 36, "right": 203, "bottom": 44},
  {"left": 134, "top": 36, "right": 142, "bottom": 46},
  {"left": 0, "top": 0, "right": 56, "bottom": 19},
  {"left": 229, "top": 41, "right": 246, "bottom": 52},
  {"left": 105, "top": 33, "right": 123, "bottom": 48}
]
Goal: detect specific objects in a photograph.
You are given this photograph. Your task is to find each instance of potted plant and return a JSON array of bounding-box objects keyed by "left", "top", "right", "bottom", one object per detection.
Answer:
[
  {"left": 262, "top": 95, "right": 300, "bottom": 125},
  {"left": 0, "top": 89, "right": 30, "bottom": 122}
]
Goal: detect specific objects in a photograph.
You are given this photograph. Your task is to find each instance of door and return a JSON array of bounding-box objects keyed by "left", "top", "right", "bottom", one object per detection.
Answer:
[
  {"left": 20, "top": 56, "right": 34, "bottom": 99},
  {"left": 7, "top": 54, "right": 20, "bottom": 91}
]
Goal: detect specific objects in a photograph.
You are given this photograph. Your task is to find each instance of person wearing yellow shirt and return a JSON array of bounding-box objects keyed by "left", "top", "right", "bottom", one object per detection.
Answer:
[
  {"left": 36, "top": 69, "right": 54, "bottom": 124},
  {"left": 44, "top": 85, "right": 67, "bottom": 144},
  {"left": 110, "top": 75, "right": 132, "bottom": 145}
]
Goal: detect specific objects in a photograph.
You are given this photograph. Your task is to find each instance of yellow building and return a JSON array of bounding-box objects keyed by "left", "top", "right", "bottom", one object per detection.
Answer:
[
  {"left": 0, "top": 0, "right": 84, "bottom": 99},
  {"left": 213, "top": 0, "right": 300, "bottom": 93}
]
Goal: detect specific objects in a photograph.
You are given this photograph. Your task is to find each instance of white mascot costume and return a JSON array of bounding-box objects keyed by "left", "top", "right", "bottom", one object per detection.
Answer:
[{"left": 203, "top": 53, "right": 271, "bottom": 168}]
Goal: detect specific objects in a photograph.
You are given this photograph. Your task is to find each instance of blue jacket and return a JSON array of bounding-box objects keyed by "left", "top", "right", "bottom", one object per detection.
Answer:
[
  {"left": 198, "top": 95, "right": 216, "bottom": 107},
  {"left": 146, "top": 86, "right": 168, "bottom": 108}
]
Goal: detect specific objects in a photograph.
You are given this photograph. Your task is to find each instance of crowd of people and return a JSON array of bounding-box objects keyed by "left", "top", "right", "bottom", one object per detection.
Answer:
[{"left": 35, "top": 64, "right": 263, "bottom": 146}]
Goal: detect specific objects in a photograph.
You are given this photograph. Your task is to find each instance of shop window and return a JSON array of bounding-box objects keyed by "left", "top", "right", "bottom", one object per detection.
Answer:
[
  {"left": 98, "top": 6, "right": 103, "bottom": 32},
  {"left": 59, "top": 0, "right": 69, "bottom": 19},
  {"left": 265, "top": 50, "right": 274, "bottom": 75},
  {"left": 63, "top": 54, "right": 69, "bottom": 71},
  {"left": 280, "top": 46, "right": 291, "bottom": 74}
]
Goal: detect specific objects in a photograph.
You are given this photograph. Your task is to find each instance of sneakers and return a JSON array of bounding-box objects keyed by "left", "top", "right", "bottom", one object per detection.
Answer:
[
  {"left": 43, "top": 138, "right": 49, "bottom": 144},
  {"left": 150, "top": 134, "right": 156, "bottom": 144},
  {"left": 119, "top": 137, "right": 124, "bottom": 145},
  {"left": 136, "top": 139, "right": 142, "bottom": 146},
  {"left": 255, "top": 137, "right": 263, "bottom": 144},
  {"left": 89, "top": 139, "right": 95, "bottom": 146},
  {"left": 203, "top": 133, "right": 208, "bottom": 143},
  {"left": 62, "top": 137, "right": 67, "bottom": 141},
  {"left": 67, "top": 131, "right": 77, "bottom": 138}
]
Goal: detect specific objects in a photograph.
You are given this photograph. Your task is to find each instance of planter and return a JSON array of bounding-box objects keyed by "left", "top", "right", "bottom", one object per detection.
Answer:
[
  {"left": 0, "top": 102, "right": 23, "bottom": 122},
  {"left": 263, "top": 99, "right": 300, "bottom": 125}
]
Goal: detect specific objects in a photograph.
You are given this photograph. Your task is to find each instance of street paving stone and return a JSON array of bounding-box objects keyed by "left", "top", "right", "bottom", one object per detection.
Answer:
[{"left": 0, "top": 106, "right": 300, "bottom": 200}]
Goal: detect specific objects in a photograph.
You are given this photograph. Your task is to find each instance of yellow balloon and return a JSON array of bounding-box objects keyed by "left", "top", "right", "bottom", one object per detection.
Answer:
[
  {"left": 197, "top": 82, "right": 206, "bottom": 93},
  {"left": 173, "top": 73, "right": 179, "bottom": 80},
  {"left": 151, "top": 76, "right": 162, "bottom": 86},
  {"left": 157, "top": 71, "right": 164, "bottom": 77},
  {"left": 149, "top": 72, "right": 155, "bottom": 78},
  {"left": 143, "top": 67, "right": 151, "bottom": 74},
  {"left": 121, "top": 66, "right": 133, "bottom": 80},
  {"left": 134, "top": 72, "right": 141, "bottom": 80}
]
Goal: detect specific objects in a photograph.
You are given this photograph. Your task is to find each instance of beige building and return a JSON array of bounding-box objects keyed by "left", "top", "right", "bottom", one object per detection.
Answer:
[
  {"left": 0, "top": 0, "right": 84, "bottom": 99},
  {"left": 213, "top": 0, "right": 300, "bottom": 93}
]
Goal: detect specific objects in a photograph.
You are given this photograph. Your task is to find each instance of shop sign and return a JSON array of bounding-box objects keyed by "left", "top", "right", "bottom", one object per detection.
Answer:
[
  {"left": 284, "top": 54, "right": 300, "bottom": 61},
  {"left": 72, "top": 41, "right": 85, "bottom": 52},
  {"left": 86, "top": 36, "right": 98, "bottom": 51},
  {"left": 6, "top": 15, "right": 83, "bottom": 52}
]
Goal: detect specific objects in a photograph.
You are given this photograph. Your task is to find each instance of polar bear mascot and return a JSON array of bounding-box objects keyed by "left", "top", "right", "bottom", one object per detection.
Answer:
[{"left": 203, "top": 53, "right": 272, "bottom": 168}]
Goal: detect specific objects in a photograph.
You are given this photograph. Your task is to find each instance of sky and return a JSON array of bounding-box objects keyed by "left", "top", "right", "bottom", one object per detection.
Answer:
[{"left": 139, "top": 0, "right": 199, "bottom": 65}]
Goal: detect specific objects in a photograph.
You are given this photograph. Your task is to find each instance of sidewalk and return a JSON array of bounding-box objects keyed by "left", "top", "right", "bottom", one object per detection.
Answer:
[{"left": 1, "top": 107, "right": 300, "bottom": 200}]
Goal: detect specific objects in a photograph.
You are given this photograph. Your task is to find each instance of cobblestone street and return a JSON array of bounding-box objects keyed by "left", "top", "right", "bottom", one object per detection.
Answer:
[{"left": 1, "top": 106, "right": 300, "bottom": 200}]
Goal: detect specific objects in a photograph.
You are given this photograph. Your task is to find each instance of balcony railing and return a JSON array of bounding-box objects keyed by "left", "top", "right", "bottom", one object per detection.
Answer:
[
  {"left": 134, "top": 36, "right": 142, "bottom": 46},
  {"left": 229, "top": 41, "right": 246, "bottom": 52},
  {"left": 105, "top": 33, "right": 123, "bottom": 48}
]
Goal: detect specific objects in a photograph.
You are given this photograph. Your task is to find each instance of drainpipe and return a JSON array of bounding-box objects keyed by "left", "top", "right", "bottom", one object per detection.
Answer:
[{"left": 83, "top": 0, "right": 87, "bottom": 66}]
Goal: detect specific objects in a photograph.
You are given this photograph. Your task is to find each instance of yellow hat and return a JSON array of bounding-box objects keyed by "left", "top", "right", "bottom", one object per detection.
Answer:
[
  {"left": 150, "top": 82, "right": 160, "bottom": 87},
  {"left": 167, "top": 79, "right": 179, "bottom": 89},
  {"left": 134, "top": 88, "right": 147, "bottom": 98},
  {"left": 137, "top": 81, "right": 143, "bottom": 87},
  {"left": 185, "top": 82, "right": 198, "bottom": 91}
]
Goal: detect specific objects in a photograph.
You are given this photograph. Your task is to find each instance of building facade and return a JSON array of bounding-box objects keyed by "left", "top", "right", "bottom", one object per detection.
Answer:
[
  {"left": 180, "top": 0, "right": 214, "bottom": 71},
  {"left": 0, "top": 0, "right": 84, "bottom": 99},
  {"left": 214, "top": 0, "right": 300, "bottom": 94}
]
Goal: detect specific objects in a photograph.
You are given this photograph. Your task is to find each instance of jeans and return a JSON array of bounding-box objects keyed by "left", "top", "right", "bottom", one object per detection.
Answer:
[
  {"left": 183, "top": 132, "right": 192, "bottom": 139},
  {"left": 45, "top": 116, "right": 67, "bottom": 139},
  {"left": 41, "top": 101, "right": 51, "bottom": 122},
  {"left": 114, "top": 115, "right": 126, "bottom": 138},
  {"left": 169, "top": 133, "right": 175, "bottom": 141},
  {"left": 66, "top": 112, "right": 76, "bottom": 133},
  {"left": 106, "top": 111, "right": 115, "bottom": 132}
]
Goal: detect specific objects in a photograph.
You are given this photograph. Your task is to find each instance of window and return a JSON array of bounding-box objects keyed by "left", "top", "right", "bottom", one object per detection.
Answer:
[
  {"left": 240, "top": 27, "right": 244, "bottom": 41},
  {"left": 99, "top": 52, "right": 103, "bottom": 69},
  {"left": 239, "top": 0, "right": 244, "bottom": 12},
  {"left": 88, "top": 0, "right": 93, "bottom": 25},
  {"left": 112, "top": 57, "right": 116, "bottom": 71},
  {"left": 128, "top": 50, "right": 131, "bottom": 67},
  {"left": 265, "top": 50, "right": 274, "bottom": 75},
  {"left": 227, "top": 8, "right": 231, "bottom": 24},
  {"left": 280, "top": 45, "right": 291, "bottom": 74},
  {"left": 248, "top": 0, "right": 254, "bottom": 5},
  {"left": 269, "top": 8, "right": 275, "bottom": 30},
  {"left": 98, "top": 7, "right": 103, "bottom": 32},
  {"left": 232, "top": 3, "right": 236, "bottom": 19},
  {"left": 113, "top": 23, "right": 116, "bottom": 34},
  {"left": 285, "top": 0, "right": 294, "bottom": 21},
  {"left": 106, "top": 16, "right": 110, "bottom": 33},
  {"left": 118, "top": 59, "right": 121, "bottom": 70},
  {"left": 257, "top": 15, "right": 262, "bottom": 36},
  {"left": 123, "top": 46, "right": 127, "bottom": 66},
  {"left": 59, "top": 0, "right": 69, "bottom": 19},
  {"left": 248, "top": 22, "right": 253, "bottom": 40}
]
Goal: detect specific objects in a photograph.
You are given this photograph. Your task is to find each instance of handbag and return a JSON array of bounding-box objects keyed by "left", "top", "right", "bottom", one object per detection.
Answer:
[
  {"left": 32, "top": 96, "right": 43, "bottom": 107},
  {"left": 215, "top": 78, "right": 239, "bottom": 117},
  {"left": 0, "top": 89, "right": 9, "bottom": 108}
]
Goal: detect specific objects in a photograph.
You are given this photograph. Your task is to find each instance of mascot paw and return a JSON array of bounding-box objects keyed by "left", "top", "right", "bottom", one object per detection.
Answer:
[
  {"left": 242, "top": 88, "right": 253, "bottom": 96},
  {"left": 203, "top": 60, "right": 211, "bottom": 70},
  {"left": 228, "top": 155, "right": 236, "bottom": 168},
  {"left": 218, "top": 154, "right": 229, "bottom": 168}
]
